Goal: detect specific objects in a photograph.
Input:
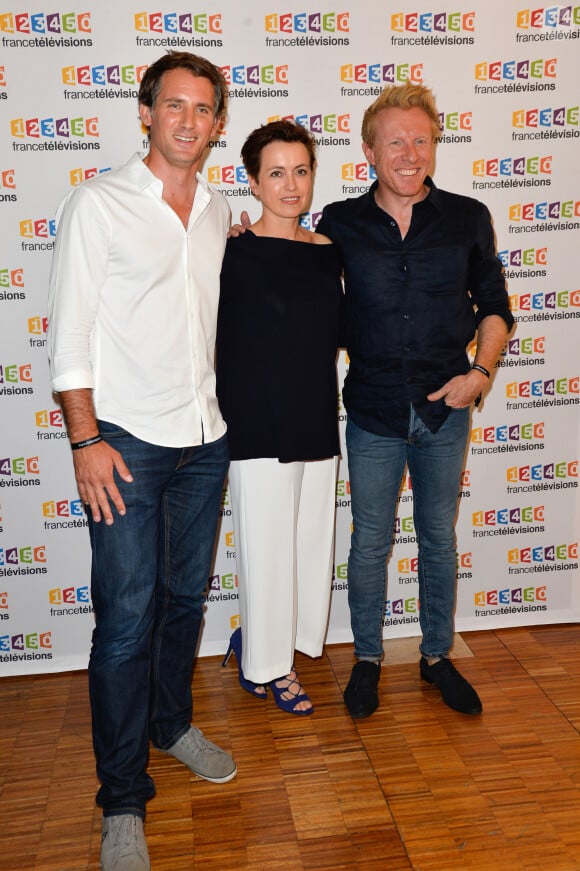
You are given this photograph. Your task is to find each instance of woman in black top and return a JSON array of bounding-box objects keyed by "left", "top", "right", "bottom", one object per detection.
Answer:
[{"left": 217, "top": 121, "right": 342, "bottom": 714}]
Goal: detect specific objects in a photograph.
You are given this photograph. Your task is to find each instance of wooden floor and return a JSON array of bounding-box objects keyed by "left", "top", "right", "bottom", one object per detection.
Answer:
[{"left": 1, "top": 624, "right": 580, "bottom": 871}]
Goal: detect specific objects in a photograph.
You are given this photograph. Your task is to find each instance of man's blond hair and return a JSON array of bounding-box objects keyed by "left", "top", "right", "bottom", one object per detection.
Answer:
[{"left": 361, "top": 83, "right": 440, "bottom": 146}]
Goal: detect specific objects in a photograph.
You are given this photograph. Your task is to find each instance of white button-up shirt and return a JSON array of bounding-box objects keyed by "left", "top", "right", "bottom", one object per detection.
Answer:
[{"left": 48, "top": 153, "right": 230, "bottom": 448}]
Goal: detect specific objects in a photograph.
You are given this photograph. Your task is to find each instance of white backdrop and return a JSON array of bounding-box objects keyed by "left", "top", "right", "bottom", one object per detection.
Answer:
[{"left": 0, "top": 1, "right": 578, "bottom": 675}]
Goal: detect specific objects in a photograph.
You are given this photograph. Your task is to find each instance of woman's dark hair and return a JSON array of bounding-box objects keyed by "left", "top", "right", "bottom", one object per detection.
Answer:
[
  {"left": 241, "top": 120, "right": 316, "bottom": 179},
  {"left": 138, "top": 50, "right": 227, "bottom": 119}
]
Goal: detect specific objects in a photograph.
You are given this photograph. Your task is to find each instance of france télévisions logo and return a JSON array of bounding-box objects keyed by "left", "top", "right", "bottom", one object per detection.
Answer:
[
  {"left": 0, "top": 455, "right": 40, "bottom": 489},
  {"left": 11, "top": 116, "right": 99, "bottom": 137},
  {"left": 393, "top": 515, "right": 416, "bottom": 545},
  {"left": 497, "top": 335, "right": 545, "bottom": 370},
  {"left": 265, "top": 11, "right": 349, "bottom": 33},
  {"left": 506, "top": 376, "right": 580, "bottom": 411},
  {"left": 516, "top": 5, "right": 580, "bottom": 41},
  {"left": 470, "top": 421, "right": 545, "bottom": 455},
  {"left": 512, "top": 105, "right": 579, "bottom": 141},
  {"left": 134, "top": 11, "right": 223, "bottom": 48},
  {"left": 334, "top": 562, "right": 347, "bottom": 588},
  {"left": 207, "top": 573, "right": 238, "bottom": 603},
  {"left": 0, "top": 266, "right": 24, "bottom": 301},
  {"left": 299, "top": 211, "right": 323, "bottom": 232},
  {"left": 508, "top": 288, "right": 580, "bottom": 324},
  {"left": 340, "top": 62, "right": 423, "bottom": 92},
  {"left": 0, "top": 11, "right": 92, "bottom": 48},
  {"left": 457, "top": 552, "right": 473, "bottom": 579},
  {"left": 508, "top": 198, "right": 580, "bottom": 233},
  {"left": 389, "top": 10, "right": 476, "bottom": 46},
  {"left": 19, "top": 217, "right": 55, "bottom": 252},
  {"left": 397, "top": 555, "right": 419, "bottom": 575},
  {"left": 220, "top": 64, "right": 289, "bottom": 99},
  {"left": 473, "top": 585, "right": 547, "bottom": 616},
  {"left": 391, "top": 10, "right": 475, "bottom": 31},
  {"left": 341, "top": 161, "right": 377, "bottom": 195},
  {"left": 207, "top": 163, "right": 248, "bottom": 184},
  {"left": 498, "top": 245, "right": 547, "bottom": 280},
  {"left": 0, "top": 362, "right": 33, "bottom": 395},
  {"left": 134, "top": 11, "right": 222, "bottom": 33},
  {"left": 206, "top": 163, "right": 251, "bottom": 200},
  {"left": 472, "top": 155, "right": 551, "bottom": 192},
  {"left": 268, "top": 112, "right": 351, "bottom": 147},
  {"left": 0, "top": 168, "right": 16, "bottom": 202},
  {"left": 0, "top": 64, "right": 7, "bottom": 98},
  {"left": 42, "top": 498, "right": 88, "bottom": 531},
  {"left": 517, "top": 6, "right": 580, "bottom": 27},
  {"left": 384, "top": 596, "right": 419, "bottom": 627},
  {"left": 506, "top": 459, "right": 578, "bottom": 495},
  {"left": 11, "top": 116, "right": 100, "bottom": 154},
  {"left": 0, "top": 630, "right": 53, "bottom": 662},
  {"left": 0, "top": 544, "right": 46, "bottom": 577},
  {"left": 264, "top": 11, "right": 349, "bottom": 46},
  {"left": 398, "top": 554, "right": 477, "bottom": 584},
  {"left": 437, "top": 110, "right": 473, "bottom": 144},
  {"left": 62, "top": 63, "right": 145, "bottom": 100},
  {"left": 474, "top": 58, "right": 557, "bottom": 95},
  {"left": 69, "top": 166, "right": 110, "bottom": 186},
  {"left": 336, "top": 478, "right": 350, "bottom": 508},
  {"left": 472, "top": 503, "right": 545, "bottom": 537},
  {"left": 36, "top": 408, "right": 68, "bottom": 442},
  {"left": 28, "top": 315, "right": 47, "bottom": 350},
  {"left": 49, "top": 585, "right": 93, "bottom": 617},
  {"left": 62, "top": 62, "right": 146, "bottom": 86},
  {"left": 507, "top": 541, "right": 578, "bottom": 575},
  {"left": 0, "top": 10, "right": 91, "bottom": 33}
]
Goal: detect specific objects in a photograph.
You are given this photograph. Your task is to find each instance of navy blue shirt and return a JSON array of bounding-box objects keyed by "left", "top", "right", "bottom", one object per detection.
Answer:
[{"left": 317, "top": 178, "right": 514, "bottom": 437}]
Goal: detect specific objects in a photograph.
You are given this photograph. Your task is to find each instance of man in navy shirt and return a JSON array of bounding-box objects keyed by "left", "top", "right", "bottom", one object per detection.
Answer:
[{"left": 318, "top": 83, "right": 514, "bottom": 719}]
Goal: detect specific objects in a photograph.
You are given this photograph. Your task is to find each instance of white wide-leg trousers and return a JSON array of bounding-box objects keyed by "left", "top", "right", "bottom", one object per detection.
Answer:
[{"left": 228, "top": 456, "right": 338, "bottom": 684}]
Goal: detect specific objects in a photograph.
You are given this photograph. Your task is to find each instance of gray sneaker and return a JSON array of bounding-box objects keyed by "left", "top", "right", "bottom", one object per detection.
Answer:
[
  {"left": 100, "top": 814, "right": 150, "bottom": 871},
  {"left": 162, "top": 726, "right": 237, "bottom": 783}
]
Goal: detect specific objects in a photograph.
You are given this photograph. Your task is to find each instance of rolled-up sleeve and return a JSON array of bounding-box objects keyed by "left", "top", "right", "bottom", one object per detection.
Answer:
[{"left": 469, "top": 205, "right": 514, "bottom": 332}]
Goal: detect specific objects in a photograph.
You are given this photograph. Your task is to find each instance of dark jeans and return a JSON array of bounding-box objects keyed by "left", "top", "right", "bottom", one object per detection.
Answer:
[
  {"left": 346, "top": 407, "right": 470, "bottom": 660},
  {"left": 87, "top": 421, "right": 228, "bottom": 818}
]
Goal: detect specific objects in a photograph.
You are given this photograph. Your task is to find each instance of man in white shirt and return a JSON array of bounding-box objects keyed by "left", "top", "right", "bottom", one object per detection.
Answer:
[{"left": 48, "top": 52, "right": 234, "bottom": 871}]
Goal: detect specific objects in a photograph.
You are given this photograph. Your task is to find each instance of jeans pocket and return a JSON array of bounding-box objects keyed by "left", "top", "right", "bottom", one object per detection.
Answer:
[{"left": 97, "top": 419, "right": 130, "bottom": 442}]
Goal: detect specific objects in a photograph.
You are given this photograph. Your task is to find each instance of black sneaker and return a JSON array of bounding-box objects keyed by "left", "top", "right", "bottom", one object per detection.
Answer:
[
  {"left": 343, "top": 661, "right": 380, "bottom": 719},
  {"left": 420, "top": 656, "right": 482, "bottom": 715}
]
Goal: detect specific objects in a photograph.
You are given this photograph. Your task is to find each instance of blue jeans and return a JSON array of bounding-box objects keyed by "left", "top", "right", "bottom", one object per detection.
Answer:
[
  {"left": 346, "top": 407, "right": 470, "bottom": 661},
  {"left": 87, "top": 421, "right": 228, "bottom": 818}
]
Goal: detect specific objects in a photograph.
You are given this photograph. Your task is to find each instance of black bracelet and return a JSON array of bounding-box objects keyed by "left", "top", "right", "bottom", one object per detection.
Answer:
[
  {"left": 471, "top": 363, "right": 490, "bottom": 378},
  {"left": 70, "top": 435, "right": 103, "bottom": 451}
]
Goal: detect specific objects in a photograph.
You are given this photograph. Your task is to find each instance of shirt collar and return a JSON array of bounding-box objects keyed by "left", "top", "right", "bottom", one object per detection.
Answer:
[
  {"left": 126, "top": 152, "right": 213, "bottom": 210},
  {"left": 363, "top": 175, "right": 441, "bottom": 217},
  {"left": 127, "top": 152, "right": 160, "bottom": 193}
]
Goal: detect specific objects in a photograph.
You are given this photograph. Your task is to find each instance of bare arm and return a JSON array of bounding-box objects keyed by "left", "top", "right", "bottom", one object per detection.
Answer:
[
  {"left": 427, "top": 314, "right": 510, "bottom": 408},
  {"left": 59, "top": 388, "right": 133, "bottom": 525}
]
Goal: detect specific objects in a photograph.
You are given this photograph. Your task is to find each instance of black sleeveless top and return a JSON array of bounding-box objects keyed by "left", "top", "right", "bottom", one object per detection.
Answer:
[{"left": 216, "top": 231, "right": 342, "bottom": 462}]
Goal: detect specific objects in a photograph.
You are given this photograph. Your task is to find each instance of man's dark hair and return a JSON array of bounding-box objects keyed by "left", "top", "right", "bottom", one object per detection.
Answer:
[{"left": 138, "top": 51, "right": 227, "bottom": 119}]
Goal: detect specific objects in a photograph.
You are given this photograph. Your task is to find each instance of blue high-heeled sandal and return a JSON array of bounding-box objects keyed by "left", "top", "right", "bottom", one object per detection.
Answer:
[
  {"left": 269, "top": 669, "right": 314, "bottom": 715},
  {"left": 221, "top": 627, "right": 267, "bottom": 699}
]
